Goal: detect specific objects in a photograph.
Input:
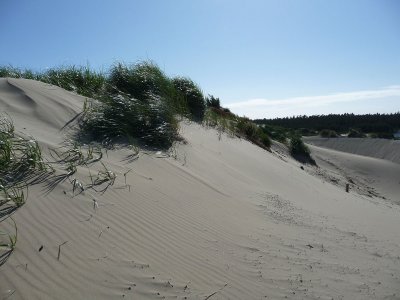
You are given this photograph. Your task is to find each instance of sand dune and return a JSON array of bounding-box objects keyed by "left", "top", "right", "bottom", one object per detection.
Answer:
[
  {"left": 308, "top": 144, "right": 400, "bottom": 205},
  {"left": 1, "top": 78, "right": 400, "bottom": 299},
  {"left": 304, "top": 136, "right": 400, "bottom": 164}
]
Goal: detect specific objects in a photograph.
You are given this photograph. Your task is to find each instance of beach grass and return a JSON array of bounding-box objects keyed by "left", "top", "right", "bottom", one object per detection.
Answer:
[
  {"left": 289, "top": 135, "right": 315, "bottom": 164},
  {"left": 0, "top": 114, "right": 49, "bottom": 209},
  {"left": 172, "top": 77, "right": 206, "bottom": 121},
  {"left": 0, "top": 114, "right": 53, "bottom": 256},
  {"left": 1, "top": 61, "right": 272, "bottom": 150}
]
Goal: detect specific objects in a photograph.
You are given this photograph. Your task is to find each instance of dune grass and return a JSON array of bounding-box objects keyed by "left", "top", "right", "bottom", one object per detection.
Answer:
[
  {"left": 0, "top": 114, "right": 48, "bottom": 187},
  {"left": 0, "top": 114, "right": 51, "bottom": 218},
  {"left": 1, "top": 61, "right": 272, "bottom": 150},
  {"left": 289, "top": 135, "right": 315, "bottom": 164},
  {"left": 172, "top": 77, "right": 206, "bottom": 121},
  {"left": 1, "top": 62, "right": 201, "bottom": 148},
  {"left": 203, "top": 106, "right": 271, "bottom": 149},
  {"left": 0, "top": 114, "right": 53, "bottom": 261},
  {"left": 80, "top": 62, "right": 184, "bottom": 148},
  {"left": 0, "top": 65, "right": 106, "bottom": 99}
]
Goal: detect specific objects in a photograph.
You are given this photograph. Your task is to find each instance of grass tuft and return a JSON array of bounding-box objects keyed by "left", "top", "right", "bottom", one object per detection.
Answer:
[
  {"left": 289, "top": 135, "right": 315, "bottom": 164},
  {"left": 172, "top": 77, "right": 205, "bottom": 121}
]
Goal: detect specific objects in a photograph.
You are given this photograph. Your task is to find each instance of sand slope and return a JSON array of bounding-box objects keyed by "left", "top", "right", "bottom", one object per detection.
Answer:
[
  {"left": 1, "top": 78, "right": 400, "bottom": 299},
  {"left": 308, "top": 144, "right": 400, "bottom": 204},
  {"left": 304, "top": 136, "right": 400, "bottom": 164}
]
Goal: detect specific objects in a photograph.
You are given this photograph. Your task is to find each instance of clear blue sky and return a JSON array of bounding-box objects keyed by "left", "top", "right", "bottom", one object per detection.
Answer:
[{"left": 1, "top": 0, "right": 399, "bottom": 118}]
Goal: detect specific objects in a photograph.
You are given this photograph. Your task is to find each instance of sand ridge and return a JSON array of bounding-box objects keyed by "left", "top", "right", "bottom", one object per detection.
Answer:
[{"left": 304, "top": 136, "right": 400, "bottom": 164}]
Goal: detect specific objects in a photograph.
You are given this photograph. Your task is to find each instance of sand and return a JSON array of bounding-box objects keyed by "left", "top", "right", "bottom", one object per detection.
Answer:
[
  {"left": 0, "top": 78, "right": 399, "bottom": 299},
  {"left": 304, "top": 136, "right": 400, "bottom": 164}
]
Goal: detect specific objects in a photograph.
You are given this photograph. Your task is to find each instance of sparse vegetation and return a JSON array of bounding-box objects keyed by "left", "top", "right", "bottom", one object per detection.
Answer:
[
  {"left": 260, "top": 124, "right": 290, "bottom": 144},
  {"left": 319, "top": 129, "right": 338, "bottom": 138},
  {"left": 289, "top": 135, "right": 315, "bottom": 164},
  {"left": 236, "top": 117, "right": 271, "bottom": 149},
  {"left": 0, "top": 114, "right": 53, "bottom": 263},
  {"left": 0, "top": 114, "right": 49, "bottom": 189},
  {"left": 347, "top": 128, "right": 366, "bottom": 138},
  {"left": 204, "top": 107, "right": 272, "bottom": 149}
]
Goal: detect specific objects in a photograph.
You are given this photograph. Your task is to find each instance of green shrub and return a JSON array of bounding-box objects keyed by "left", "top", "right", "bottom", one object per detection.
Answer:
[
  {"left": 289, "top": 135, "right": 315, "bottom": 164},
  {"left": 261, "top": 124, "right": 289, "bottom": 144},
  {"left": 172, "top": 77, "right": 205, "bottom": 121},
  {"left": 236, "top": 118, "right": 258, "bottom": 138},
  {"left": 347, "top": 128, "right": 366, "bottom": 138},
  {"left": 289, "top": 136, "right": 310, "bottom": 156},
  {"left": 319, "top": 129, "right": 338, "bottom": 138},
  {"left": 297, "top": 128, "right": 315, "bottom": 136},
  {"left": 259, "top": 132, "right": 272, "bottom": 148}
]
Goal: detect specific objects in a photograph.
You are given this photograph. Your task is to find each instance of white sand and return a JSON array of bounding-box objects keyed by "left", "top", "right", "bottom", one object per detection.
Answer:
[
  {"left": 304, "top": 136, "right": 400, "bottom": 164},
  {"left": 1, "top": 78, "right": 400, "bottom": 299}
]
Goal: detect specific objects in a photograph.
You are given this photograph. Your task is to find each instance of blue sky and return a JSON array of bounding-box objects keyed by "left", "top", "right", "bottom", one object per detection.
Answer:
[{"left": 1, "top": 0, "right": 399, "bottom": 118}]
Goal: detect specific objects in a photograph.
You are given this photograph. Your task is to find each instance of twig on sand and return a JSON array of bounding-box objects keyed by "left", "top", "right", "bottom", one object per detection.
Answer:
[
  {"left": 2, "top": 289, "right": 15, "bottom": 300},
  {"left": 57, "top": 241, "right": 68, "bottom": 261},
  {"left": 204, "top": 283, "right": 228, "bottom": 299},
  {"left": 80, "top": 214, "right": 93, "bottom": 222}
]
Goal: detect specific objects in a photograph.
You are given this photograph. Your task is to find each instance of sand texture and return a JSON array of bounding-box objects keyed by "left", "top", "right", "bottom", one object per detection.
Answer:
[
  {"left": 304, "top": 136, "right": 400, "bottom": 164},
  {"left": 0, "top": 78, "right": 400, "bottom": 299}
]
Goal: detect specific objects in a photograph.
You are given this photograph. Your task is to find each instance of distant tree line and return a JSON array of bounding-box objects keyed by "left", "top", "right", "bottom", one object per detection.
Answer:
[{"left": 254, "top": 113, "right": 400, "bottom": 137}]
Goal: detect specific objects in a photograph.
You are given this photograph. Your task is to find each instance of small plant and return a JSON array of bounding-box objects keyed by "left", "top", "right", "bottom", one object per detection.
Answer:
[
  {"left": 1, "top": 185, "right": 26, "bottom": 207},
  {"left": 289, "top": 136, "right": 310, "bottom": 156},
  {"left": 0, "top": 218, "right": 17, "bottom": 251},
  {"left": 0, "top": 114, "right": 49, "bottom": 184},
  {"left": 289, "top": 135, "right": 315, "bottom": 164},
  {"left": 70, "top": 178, "right": 84, "bottom": 195},
  {"left": 86, "top": 162, "right": 117, "bottom": 193},
  {"left": 95, "top": 162, "right": 116, "bottom": 186},
  {"left": 50, "top": 142, "right": 102, "bottom": 176}
]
